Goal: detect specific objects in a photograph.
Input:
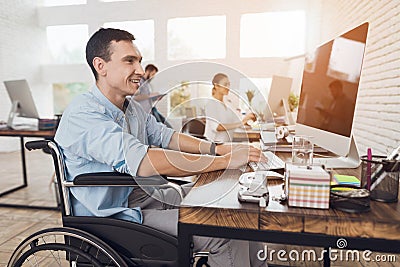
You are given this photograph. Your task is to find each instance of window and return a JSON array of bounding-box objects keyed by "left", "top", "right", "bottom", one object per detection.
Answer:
[
  {"left": 239, "top": 78, "right": 272, "bottom": 113},
  {"left": 168, "top": 16, "right": 226, "bottom": 60},
  {"left": 40, "top": 0, "right": 86, "bottom": 6},
  {"left": 53, "top": 82, "right": 90, "bottom": 114},
  {"left": 240, "top": 11, "right": 305, "bottom": 57},
  {"left": 104, "top": 20, "right": 155, "bottom": 61},
  {"left": 46, "top": 24, "right": 88, "bottom": 64}
]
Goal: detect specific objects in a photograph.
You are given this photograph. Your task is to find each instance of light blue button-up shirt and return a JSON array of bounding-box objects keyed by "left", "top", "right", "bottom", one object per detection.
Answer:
[{"left": 55, "top": 85, "right": 175, "bottom": 223}]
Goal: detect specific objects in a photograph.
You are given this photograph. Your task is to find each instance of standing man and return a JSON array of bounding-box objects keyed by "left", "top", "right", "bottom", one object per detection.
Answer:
[
  {"left": 133, "top": 64, "right": 169, "bottom": 125},
  {"left": 55, "top": 28, "right": 267, "bottom": 266},
  {"left": 134, "top": 64, "right": 159, "bottom": 113}
]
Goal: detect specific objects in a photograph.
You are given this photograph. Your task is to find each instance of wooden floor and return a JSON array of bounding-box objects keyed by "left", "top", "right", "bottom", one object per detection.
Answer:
[
  {"left": 0, "top": 148, "right": 61, "bottom": 266},
  {"left": 0, "top": 148, "right": 398, "bottom": 266}
]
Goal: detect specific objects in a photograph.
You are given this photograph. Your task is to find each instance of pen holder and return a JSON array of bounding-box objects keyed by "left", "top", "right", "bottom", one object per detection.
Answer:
[{"left": 361, "top": 155, "right": 400, "bottom": 203}]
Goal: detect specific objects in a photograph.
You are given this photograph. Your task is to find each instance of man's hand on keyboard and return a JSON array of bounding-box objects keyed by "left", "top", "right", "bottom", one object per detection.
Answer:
[
  {"left": 249, "top": 151, "right": 285, "bottom": 171},
  {"left": 224, "top": 144, "right": 267, "bottom": 169}
]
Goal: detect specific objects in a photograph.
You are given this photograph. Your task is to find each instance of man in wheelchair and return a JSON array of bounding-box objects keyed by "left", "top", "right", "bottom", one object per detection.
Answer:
[{"left": 53, "top": 28, "right": 268, "bottom": 267}]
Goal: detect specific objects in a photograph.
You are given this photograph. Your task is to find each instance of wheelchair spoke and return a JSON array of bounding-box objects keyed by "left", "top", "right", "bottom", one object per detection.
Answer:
[{"left": 9, "top": 228, "right": 127, "bottom": 267}]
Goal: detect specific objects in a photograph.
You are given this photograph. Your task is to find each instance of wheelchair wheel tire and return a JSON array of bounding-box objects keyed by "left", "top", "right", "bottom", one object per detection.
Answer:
[
  {"left": 14, "top": 243, "right": 103, "bottom": 267},
  {"left": 8, "top": 227, "right": 128, "bottom": 267}
]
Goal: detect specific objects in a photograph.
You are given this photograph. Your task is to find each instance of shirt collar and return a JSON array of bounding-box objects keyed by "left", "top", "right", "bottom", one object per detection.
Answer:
[{"left": 91, "top": 85, "right": 125, "bottom": 118}]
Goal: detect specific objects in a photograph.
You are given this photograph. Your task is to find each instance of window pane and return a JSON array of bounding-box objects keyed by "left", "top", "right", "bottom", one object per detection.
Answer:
[
  {"left": 53, "top": 82, "right": 90, "bottom": 114},
  {"left": 46, "top": 24, "right": 88, "bottom": 64},
  {"left": 168, "top": 16, "right": 226, "bottom": 60},
  {"left": 240, "top": 11, "right": 305, "bottom": 57},
  {"left": 239, "top": 78, "right": 272, "bottom": 112},
  {"left": 104, "top": 20, "right": 155, "bottom": 61},
  {"left": 40, "top": 0, "right": 86, "bottom": 6}
]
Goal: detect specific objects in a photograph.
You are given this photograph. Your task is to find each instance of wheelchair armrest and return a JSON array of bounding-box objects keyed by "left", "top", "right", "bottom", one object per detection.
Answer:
[
  {"left": 25, "top": 140, "right": 49, "bottom": 151},
  {"left": 74, "top": 172, "right": 168, "bottom": 186}
]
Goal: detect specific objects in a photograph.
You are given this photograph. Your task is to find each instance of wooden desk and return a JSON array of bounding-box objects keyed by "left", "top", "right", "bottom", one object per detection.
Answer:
[
  {"left": 233, "top": 128, "right": 261, "bottom": 142},
  {"left": 178, "top": 159, "right": 400, "bottom": 266},
  {"left": 0, "top": 128, "right": 56, "bottom": 210}
]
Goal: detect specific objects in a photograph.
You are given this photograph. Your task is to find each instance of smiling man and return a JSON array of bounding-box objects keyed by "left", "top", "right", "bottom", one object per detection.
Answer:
[{"left": 55, "top": 28, "right": 267, "bottom": 266}]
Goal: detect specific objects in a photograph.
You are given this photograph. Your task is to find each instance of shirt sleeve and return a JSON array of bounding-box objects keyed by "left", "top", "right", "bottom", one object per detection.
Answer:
[
  {"left": 145, "top": 113, "right": 175, "bottom": 148},
  {"left": 58, "top": 107, "right": 148, "bottom": 177}
]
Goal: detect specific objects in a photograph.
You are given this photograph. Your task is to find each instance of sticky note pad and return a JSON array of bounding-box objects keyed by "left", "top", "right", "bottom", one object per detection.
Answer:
[{"left": 331, "top": 174, "right": 360, "bottom": 187}]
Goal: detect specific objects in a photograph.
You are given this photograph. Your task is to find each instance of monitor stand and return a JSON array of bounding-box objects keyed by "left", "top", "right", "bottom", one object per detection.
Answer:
[
  {"left": 281, "top": 98, "right": 296, "bottom": 126},
  {"left": 313, "top": 136, "right": 360, "bottom": 169},
  {"left": 7, "top": 101, "right": 19, "bottom": 129},
  {"left": 7, "top": 100, "right": 38, "bottom": 130}
]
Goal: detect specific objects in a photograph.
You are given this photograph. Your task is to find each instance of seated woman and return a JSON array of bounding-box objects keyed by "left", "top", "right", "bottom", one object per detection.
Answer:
[{"left": 204, "top": 73, "right": 255, "bottom": 142}]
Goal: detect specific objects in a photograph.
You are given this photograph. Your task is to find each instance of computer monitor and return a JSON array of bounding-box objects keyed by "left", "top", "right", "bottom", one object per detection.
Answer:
[
  {"left": 267, "top": 75, "right": 293, "bottom": 124},
  {"left": 4, "top": 79, "right": 39, "bottom": 129},
  {"left": 296, "top": 23, "right": 369, "bottom": 168}
]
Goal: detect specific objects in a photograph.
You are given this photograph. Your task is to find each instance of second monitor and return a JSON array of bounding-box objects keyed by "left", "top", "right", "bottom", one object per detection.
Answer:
[
  {"left": 265, "top": 75, "right": 293, "bottom": 125},
  {"left": 4, "top": 79, "right": 40, "bottom": 130}
]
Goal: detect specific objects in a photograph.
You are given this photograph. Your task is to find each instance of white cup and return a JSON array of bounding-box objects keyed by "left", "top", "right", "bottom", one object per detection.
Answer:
[{"left": 292, "top": 135, "right": 313, "bottom": 166}]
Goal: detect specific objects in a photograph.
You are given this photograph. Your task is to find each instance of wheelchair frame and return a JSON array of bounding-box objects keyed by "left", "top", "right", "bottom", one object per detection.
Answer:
[{"left": 8, "top": 140, "right": 207, "bottom": 267}]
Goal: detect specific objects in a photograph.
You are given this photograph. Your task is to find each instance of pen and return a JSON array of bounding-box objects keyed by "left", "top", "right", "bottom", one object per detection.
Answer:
[
  {"left": 366, "top": 148, "right": 372, "bottom": 190},
  {"left": 370, "top": 145, "right": 400, "bottom": 190}
]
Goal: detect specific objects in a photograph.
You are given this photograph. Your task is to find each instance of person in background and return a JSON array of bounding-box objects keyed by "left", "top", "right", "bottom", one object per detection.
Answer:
[
  {"left": 205, "top": 73, "right": 256, "bottom": 142},
  {"left": 316, "top": 79, "right": 354, "bottom": 136},
  {"left": 133, "top": 64, "right": 170, "bottom": 126},
  {"left": 134, "top": 64, "right": 159, "bottom": 113},
  {"left": 55, "top": 28, "right": 267, "bottom": 267}
]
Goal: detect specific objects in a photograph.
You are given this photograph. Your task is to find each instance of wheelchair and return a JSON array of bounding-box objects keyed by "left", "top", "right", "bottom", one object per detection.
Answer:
[{"left": 8, "top": 140, "right": 208, "bottom": 267}]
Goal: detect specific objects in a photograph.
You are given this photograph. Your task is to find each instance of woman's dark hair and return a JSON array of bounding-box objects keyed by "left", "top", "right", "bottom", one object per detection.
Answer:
[
  {"left": 86, "top": 28, "right": 135, "bottom": 80},
  {"left": 212, "top": 73, "right": 228, "bottom": 87}
]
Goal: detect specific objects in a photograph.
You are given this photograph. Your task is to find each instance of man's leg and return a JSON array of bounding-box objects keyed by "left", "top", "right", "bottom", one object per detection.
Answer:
[{"left": 129, "top": 187, "right": 267, "bottom": 266}]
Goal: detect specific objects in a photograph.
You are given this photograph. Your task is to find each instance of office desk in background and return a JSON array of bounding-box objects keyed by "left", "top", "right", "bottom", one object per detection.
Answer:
[
  {"left": 178, "top": 155, "right": 400, "bottom": 267},
  {"left": 233, "top": 128, "right": 261, "bottom": 142},
  {"left": 0, "top": 128, "right": 56, "bottom": 210}
]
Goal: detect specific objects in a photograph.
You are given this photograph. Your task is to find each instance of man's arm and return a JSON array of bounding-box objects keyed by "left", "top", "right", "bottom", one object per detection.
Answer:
[
  {"left": 136, "top": 145, "right": 265, "bottom": 177},
  {"left": 166, "top": 132, "right": 239, "bottom": 156},
  {"left": 168, "top": 132, "right": 214, "bottom": 155}
]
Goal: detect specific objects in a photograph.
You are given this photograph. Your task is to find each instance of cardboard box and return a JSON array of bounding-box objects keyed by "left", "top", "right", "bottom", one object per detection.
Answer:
[{"left": 285, "top": 164, "right": 330, "bottom": 209}]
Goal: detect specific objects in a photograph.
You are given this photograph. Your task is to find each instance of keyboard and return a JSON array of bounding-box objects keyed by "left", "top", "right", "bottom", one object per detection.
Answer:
[{"left": 249, "top": 151, "right": 285, "bottom": 171}]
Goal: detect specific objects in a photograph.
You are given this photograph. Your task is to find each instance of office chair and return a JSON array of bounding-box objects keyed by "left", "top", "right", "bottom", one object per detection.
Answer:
[
  {"left": 8, "top": 140, "right": 208, "bottom": 267},
  {"left": 181, "top": 117, "right": 206, "bottom": 139},
  {"left": 151, "top": 107, "right": 173, "bottom": 128}
]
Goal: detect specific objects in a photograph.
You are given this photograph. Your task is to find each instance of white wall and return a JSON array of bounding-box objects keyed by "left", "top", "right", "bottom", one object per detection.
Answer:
[
  {"left": 319, "top": 0, "right": 400, "bottom": 155},
  {"left": 0, "top": 0, "right": 52, "bottom": 151}
]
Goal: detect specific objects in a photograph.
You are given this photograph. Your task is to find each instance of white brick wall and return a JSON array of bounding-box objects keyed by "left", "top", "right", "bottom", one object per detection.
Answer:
[
  {"left": 321, "top": 0, "right": 400, "bottom": 155},
  {"left": 0, "top": 1, "right": 50, "bottom": 151}
]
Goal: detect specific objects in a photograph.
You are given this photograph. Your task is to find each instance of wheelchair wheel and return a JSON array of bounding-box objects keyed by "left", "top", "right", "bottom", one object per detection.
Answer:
[{"left": 8, "top": 227, "right": 128, "bottom": 267}]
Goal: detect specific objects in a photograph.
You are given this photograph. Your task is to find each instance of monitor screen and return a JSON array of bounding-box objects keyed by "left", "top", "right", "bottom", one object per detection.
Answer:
[
  {"left": 296, "top": 23, "right": 368, "bottom": 157},
  {"left": 4, "top": 79, "right": 39, "bottom": 119},
  {"left": 267, "top": 75, "right": 293, "bottom": 118}
]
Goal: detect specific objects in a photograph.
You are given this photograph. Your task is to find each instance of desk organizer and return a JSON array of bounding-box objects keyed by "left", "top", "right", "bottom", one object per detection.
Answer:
[
  {"left": 361, "top": 155, "right": 399, "bottom": 203},
  {"left": 285, "top": 164, "right": 330, "bottom": 209}
]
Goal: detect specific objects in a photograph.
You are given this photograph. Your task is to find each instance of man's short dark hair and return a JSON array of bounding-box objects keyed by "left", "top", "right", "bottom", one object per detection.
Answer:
[
  {"left": 145, "top": 64, "right": 158, "bottom": 73},
  {"left": 86, "top": 28, "right": 135, "bottom": 80}
]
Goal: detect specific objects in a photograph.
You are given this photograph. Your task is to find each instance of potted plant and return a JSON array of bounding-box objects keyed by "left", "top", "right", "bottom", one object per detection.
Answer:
[{"left": 288, "top": 92, "right": 299, "bottom": 112}]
